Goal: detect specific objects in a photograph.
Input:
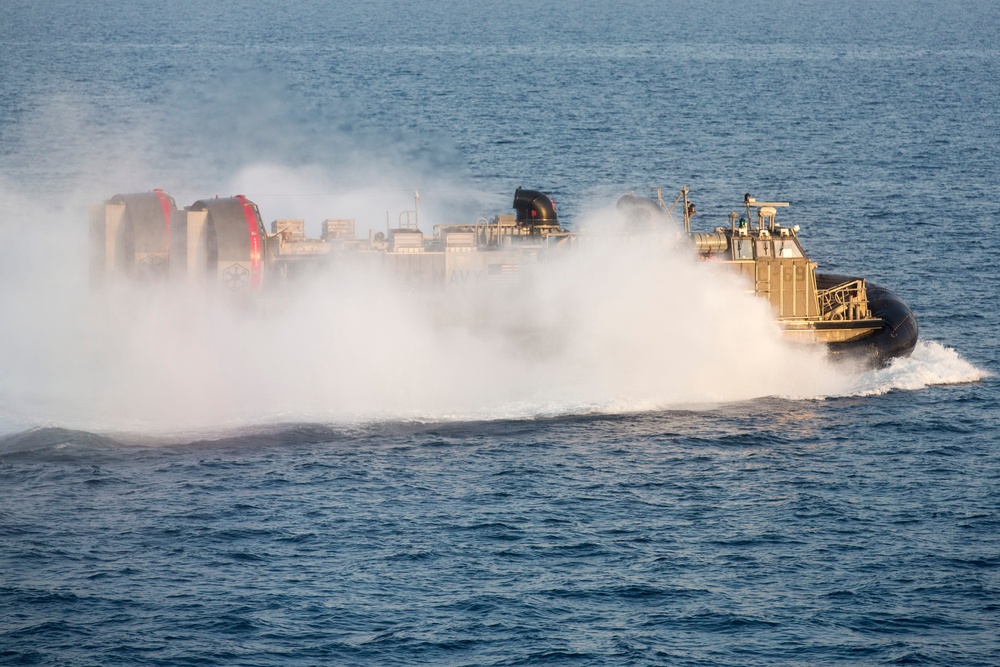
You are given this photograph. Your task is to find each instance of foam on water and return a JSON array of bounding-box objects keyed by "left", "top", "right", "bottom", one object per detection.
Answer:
[{"left": 841, "top": 340, "right": 990, "bottom": 397}]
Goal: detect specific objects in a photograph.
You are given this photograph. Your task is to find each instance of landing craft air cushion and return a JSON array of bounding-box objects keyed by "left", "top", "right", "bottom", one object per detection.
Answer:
[{"left": 89, "top": 186, "right": 918, "bottom": 365}]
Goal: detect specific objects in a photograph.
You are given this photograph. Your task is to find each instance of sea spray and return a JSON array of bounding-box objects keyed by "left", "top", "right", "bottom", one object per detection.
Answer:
[
  {"left": 0, "top": 169, "right": 987, "bottom": 435},
  {"left": 0, "top": 201, "right": 847, "bottom": 431},
  {"left": 844, "top": 341, "right": 990, "bottom": 397}
]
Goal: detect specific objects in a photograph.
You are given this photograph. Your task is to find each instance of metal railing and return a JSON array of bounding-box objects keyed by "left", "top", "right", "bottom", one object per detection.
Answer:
[{"left": 818, "top": 279, "right": 870, "bottom": 321}]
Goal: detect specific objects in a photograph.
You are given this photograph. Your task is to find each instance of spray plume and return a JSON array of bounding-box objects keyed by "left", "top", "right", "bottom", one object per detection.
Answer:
[{"left": 0, "top": 80, "right": 985, "bottom": 436}]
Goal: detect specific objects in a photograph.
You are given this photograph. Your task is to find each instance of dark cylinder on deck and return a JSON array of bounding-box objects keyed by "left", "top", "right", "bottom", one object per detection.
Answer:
[
  {"left": 616, "top": 194, "right": 669, "bottom": 229},
  {"left": 513, "top": 188, "right": 558, "bottom": 226}
]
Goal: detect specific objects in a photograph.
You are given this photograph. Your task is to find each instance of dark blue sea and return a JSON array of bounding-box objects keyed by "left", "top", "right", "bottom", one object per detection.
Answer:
[{"left": 2, "top": 1, "right": 999, "bottom": 665}]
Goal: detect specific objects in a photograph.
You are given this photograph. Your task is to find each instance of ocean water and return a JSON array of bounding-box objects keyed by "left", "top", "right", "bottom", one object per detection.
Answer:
[{"left": 1, "top": 1, "right": 999, "bottom": 665}]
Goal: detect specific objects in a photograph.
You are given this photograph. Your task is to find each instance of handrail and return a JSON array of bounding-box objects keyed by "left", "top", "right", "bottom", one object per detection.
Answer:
[{"left": 817, "top": 279, "right": 870, "bottom": 320}]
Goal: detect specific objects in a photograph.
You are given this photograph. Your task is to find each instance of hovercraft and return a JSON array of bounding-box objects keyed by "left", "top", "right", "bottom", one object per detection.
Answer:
[
  {"left": 617, "top": 188, "right": 918, "bottom": 365},
  {"left": 91, "top": 186, "right": 917, "bottom": 366}
]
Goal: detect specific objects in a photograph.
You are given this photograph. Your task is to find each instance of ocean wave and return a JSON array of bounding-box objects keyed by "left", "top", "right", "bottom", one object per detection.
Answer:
[
  {"left": 842, "top": 341, "right": 990, "bottom": 398},
  {"left": 0, "top": 427, "right": 127, "bottom": 460}
]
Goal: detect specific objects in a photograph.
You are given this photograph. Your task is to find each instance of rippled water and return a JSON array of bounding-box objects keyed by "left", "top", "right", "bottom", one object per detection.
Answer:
[
  {"left": 3, "top": 391, "right": 999, "bottom": 665},
  {"left": 2, "top": 1, "right": 999, "bottom": 665}
]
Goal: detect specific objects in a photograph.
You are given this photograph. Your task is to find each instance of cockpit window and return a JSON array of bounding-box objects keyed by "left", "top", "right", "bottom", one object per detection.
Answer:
[
  {"left": 775, "top": 239, "right": 802, "bottom": 258},
  {"left": 734, "top": 239, "right": 754, "bottom": 259},
  {"left": 755, "top": 240, "right": 773, "bottom": 258}
]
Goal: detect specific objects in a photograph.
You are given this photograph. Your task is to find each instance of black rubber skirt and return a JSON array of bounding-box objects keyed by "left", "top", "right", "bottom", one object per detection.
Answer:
[{"left": 825, "top": 279, "right": 919, "bottom": 366}]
